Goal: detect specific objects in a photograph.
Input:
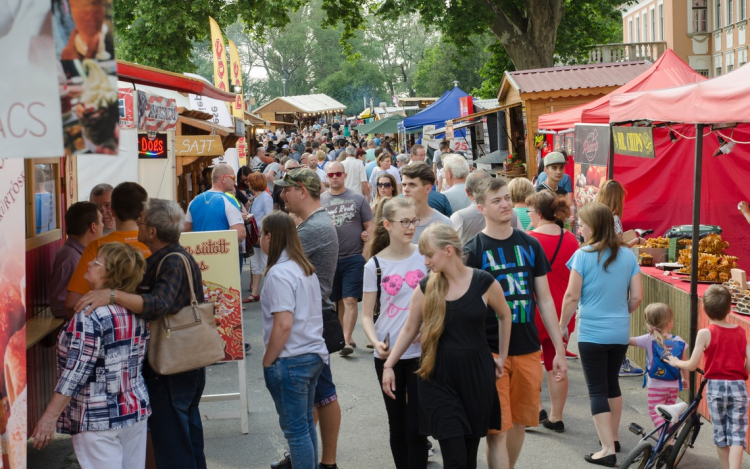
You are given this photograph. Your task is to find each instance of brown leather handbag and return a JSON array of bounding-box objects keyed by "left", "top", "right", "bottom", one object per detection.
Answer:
[{"left": 149, "top": 252, "right": 225, "bottom": 375}]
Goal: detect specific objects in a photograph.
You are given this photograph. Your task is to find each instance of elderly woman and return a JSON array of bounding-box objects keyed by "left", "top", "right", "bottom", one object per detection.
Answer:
[
  {"left": 32, "top": 242, "right": 149, "bottom": 468},
  {"left": 245, "top": 171, "right": 273, "bottom": 303},
  {"left": 559, "top": 202, "right": 642, "bottom": 467},
  {"left": 74, "top": 198, "right": 209, "bottom": 469}
]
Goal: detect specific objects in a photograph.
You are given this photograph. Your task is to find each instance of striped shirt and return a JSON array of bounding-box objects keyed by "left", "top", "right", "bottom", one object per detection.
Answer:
[{"left": 55, "top": 305, "right": 151, "bottom": 434}]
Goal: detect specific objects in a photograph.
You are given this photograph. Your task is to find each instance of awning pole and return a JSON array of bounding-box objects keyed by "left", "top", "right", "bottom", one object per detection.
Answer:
[
  {"left": 607, "top": 123, "right": 615, "bottom": 179},
  {"left": 688, "top": 123, "right": 704, "bottom": 401}
]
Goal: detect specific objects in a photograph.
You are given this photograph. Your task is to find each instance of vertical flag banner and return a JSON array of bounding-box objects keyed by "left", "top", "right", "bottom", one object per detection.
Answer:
[
  {"left": 208, "top": 17, "right": 231, "bottom": 115},
  {"left": 0, "top": 159, "right": 27, "bottom": 468},
  {"left": 227, "top": 39, "right": 244, "bottom": 119},
  {"left": 0, "top": 0, "right": 64, "bottom": 158}
]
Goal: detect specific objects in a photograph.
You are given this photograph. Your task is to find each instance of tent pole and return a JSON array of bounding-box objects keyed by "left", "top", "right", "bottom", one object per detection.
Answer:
[
  {"left": 607, "top": 123, "right": 615, "bottom": 179},
  {"left": 688, "top": 123, "right": 704, "bottom": 402}
]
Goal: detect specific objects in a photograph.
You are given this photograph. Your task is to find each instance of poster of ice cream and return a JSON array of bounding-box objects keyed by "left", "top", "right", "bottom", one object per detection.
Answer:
[
  {"left": 52, "top": 0, "right": 118, "bottom": 155},
  {"left": 0, "top": 159, "right": 28, "bottom": 468}
]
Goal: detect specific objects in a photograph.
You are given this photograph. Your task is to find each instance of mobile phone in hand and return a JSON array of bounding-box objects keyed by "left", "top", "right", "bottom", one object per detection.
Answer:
[{"left": 384, "top": 333, "right": 390, "bottom": 350}]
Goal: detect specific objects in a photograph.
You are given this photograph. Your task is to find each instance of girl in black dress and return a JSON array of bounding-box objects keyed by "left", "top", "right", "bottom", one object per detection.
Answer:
[{"left": 382, "top": 224, "right": 512, "bottom": 469}]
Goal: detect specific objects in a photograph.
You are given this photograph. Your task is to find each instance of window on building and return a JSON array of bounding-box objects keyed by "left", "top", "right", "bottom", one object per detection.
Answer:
[
  {"left": 741, "top": 0, "right": 746, "bottom": 20},
  {"left": 659, "top": 4, "right": 665, "bottom": 39},
  {"left": 694, "top": 0, "right": 709, "bottom": 32},
  {"left": 728, "top": 0, "right": 734, "bottom": 24},
  {"left": 726, "top": 52, "right": 735, "bottom": 71},
  {"left": 643, "top": 12, "right": 648, "bottom": 41},
  {"left": 651, "top": 8, "right": 656, "bottom": 40},
  {"left": 636, "top": 15, "right": 641, "bottom": 41},
  {"left": 696, "top": 69, "right": 710, "bottom": 76},
  {"left": 716, "top": 0, "right": 722, "bottom": 29},
  {"left": 740, "top": 48, "right": 748, "bottom": 66},
  {"left": 25, "top": 159, "right": 62, "bottom": 246},
  {"left": 629, "top": 20, "right": 634, "bottom": 43},
  {"left": 714, "top": 54, "right": 723, "bottom": 75}
]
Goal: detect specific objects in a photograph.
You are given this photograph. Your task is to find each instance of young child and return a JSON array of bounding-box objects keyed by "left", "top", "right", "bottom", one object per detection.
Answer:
[
  {"left": 667, "top": 285, "right": 750, "bottom": 469},
  {"left": 630, "top": 303, "right": 689, "bottom": 428}
]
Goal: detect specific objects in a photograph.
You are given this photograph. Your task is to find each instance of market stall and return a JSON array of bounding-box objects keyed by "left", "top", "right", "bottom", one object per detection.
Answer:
[{"left": 253, "top": 94, "right": 346, "bottom": 129}]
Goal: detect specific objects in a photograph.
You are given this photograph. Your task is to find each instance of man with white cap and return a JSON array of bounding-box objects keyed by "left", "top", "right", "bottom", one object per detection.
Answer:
[{"left": 536, "top": 151, "right": 573, "bottom": 206}]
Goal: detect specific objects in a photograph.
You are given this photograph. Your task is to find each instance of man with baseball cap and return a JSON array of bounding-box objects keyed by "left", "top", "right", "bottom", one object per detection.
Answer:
[
  {"left": 536, "top": 151, "right": 573, "bottom": 206},
  {"left": 276, "top": 168, "right": 343, "bottom": 469}
]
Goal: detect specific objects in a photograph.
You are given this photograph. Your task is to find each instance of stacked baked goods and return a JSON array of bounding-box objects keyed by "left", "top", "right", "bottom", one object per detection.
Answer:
[
  {"left": 677, "top": 234, "right": 738, "bottom": 282},
  {"left": 723, "top": 280, "right": 750, "bottom": 304},
  {"left": 643, "top": 237, "right": 670, "bottom": 248}
]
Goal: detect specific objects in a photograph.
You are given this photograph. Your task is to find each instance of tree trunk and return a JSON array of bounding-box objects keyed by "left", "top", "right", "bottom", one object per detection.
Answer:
[{"left": 485, "top": 0, "right": 564, "bottom": 70}]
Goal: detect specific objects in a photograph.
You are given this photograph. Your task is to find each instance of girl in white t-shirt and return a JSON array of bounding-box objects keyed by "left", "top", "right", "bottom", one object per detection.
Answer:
[{"left": 362, "top": 197, "right": 429, "bottom": 468}]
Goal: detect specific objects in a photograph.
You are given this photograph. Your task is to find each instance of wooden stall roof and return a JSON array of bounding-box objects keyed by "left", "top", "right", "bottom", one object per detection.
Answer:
[
  {"left": 498, "top": 61, "right": 652, "bottom": 106},
  {"left": 254, "top": 94, "right": 346, "bottom": 115},
  {"left": 177, "top": 115, "right": 239, "bottom": 150},
  {"left": 178, "top": 107, "right": 214, "bottom": 120},
  {"left": 244, "top": 112, "right": 268, "bottom": 126},
  {"left": 118, "top": 60, "right": 236, "bottom": 102}
]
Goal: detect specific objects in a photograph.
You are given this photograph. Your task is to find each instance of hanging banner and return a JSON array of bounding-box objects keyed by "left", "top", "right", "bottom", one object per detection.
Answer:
[
  {"left": 0, "top": 159, "right": 27, "bottom": 468},
  {"left": 185, "top": 73, "right": 234, "bottom": 128},
  {"left": 612, "top": 126, "right": 655, "bottom": 158},
  {"left": 54, "top": 0, "right": 119, "bottom": 156},
  {"left": 175, "top": 135, "right": 224, "bottom": 157},
  {"left": 236, "top": 137, "right": 247, "bottom": 166},
  {"left": 209, "top": 17, "right": 229, "bottom": 93},
  {"left": 180, "top": 231, "right": 244, "bottom": 361},
  {"left": 459, "top": 96, "right": 473, "bottom": 117},
  {"left": 136, "top": 91, "right": 177, "bottom": 131},
  {"left": 574, "top": 124, "right": 610, "bottom": 167},
  {"left": 227, "top": 39, "right": 244, "bottom": 119},
  {"left": 0, "top": 0, "right": 64, "bottom": 158},
  {"left": 118, "top": 88, "right": 135, "bottom": 129}
]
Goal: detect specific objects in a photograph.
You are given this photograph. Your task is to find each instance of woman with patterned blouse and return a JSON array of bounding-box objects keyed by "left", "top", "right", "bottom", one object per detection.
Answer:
[{"left": 31, "top": 242, "right": 150, "bottom": 469}]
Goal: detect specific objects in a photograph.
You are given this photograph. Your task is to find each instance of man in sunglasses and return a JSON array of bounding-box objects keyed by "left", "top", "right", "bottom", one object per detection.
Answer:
[{"left": 321, "top": 162, "right": 374, "bottom": 357}]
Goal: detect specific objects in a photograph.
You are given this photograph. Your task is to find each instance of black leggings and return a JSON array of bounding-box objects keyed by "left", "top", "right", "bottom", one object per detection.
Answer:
[
  {"left": 374, "top": 357, "right": 428, "bottom": 469},
  {"left": 578, "top": 342, "right": 629, "bottom": 415},
  {"left": 437, "top": 436, "right": 481, "bottom": 469}
]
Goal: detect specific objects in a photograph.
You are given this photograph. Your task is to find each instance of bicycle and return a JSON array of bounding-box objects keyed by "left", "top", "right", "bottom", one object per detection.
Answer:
[{"left": 619, "top": 368, "right": 706, "bottom": 469}]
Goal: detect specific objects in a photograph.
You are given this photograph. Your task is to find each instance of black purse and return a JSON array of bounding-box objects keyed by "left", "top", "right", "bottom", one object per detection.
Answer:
[{"left": 322, "top": 305, "right": 345, "bottom": 353}]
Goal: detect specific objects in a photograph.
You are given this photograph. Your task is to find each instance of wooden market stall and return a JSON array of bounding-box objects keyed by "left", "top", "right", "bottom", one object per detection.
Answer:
[
  {"left": 253, "top": 94, "right": 346, "bottom": 129},
  {"left": 497, "top": 61, "right": 651, "bottom": 177}
]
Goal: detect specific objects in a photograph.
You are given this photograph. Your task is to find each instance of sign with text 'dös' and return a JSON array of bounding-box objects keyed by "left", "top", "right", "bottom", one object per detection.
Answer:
[
  {"left": 574, "top": 124, "right": 610, "bottom": 167},
  {"left": 613, "top": 126, "right": 655, "bottom": 158},
  {"left": 180, "top": 231, "right": 244, "bottom": 362},
  {"left": 175, "top": 135, "right": 224, "bottom": 157},
  {"left": 0, "top": 0, "right": 64, "bottom": 158}
]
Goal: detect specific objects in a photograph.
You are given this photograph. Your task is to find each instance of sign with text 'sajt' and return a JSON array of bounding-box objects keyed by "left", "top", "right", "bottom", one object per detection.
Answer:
[
  {"left": 180, "top": 231, "right": 244, "bottom": 361},
  {"left": 613, "top": 126, "right": 655, "bottom": 158},
  {"left": 574, "top": 124, "right": 610, "bottom": 167},
  {"left": 175, "top": 136, "right": 224, "bottom": 157}
]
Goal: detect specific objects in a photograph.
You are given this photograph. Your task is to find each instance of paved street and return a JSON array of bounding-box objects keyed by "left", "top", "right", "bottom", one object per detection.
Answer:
[{"left": 28, "top": 270, "right": 750, "bottom": 469}]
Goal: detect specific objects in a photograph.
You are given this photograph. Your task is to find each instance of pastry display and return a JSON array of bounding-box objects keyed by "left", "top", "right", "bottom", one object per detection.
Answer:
[
  {"left": 723, "top": 280, "right": 750, "bottom": 305},
  {"left": 676, "top": 234, "right": 737, "bottom": 282},
  {"left": 639, "top": 253, "right": 654, "bottom": 266},
  {"left": 677, "top": 233, "right": 730, "bottom": 255},
  {"left": 643, "top": 237, "right": 670, "bottom": 248}
]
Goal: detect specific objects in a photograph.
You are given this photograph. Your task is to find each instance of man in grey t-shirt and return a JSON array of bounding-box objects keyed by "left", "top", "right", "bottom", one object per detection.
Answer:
[{"left": 276, "top": 167, "right": 342, "bottom": 469}]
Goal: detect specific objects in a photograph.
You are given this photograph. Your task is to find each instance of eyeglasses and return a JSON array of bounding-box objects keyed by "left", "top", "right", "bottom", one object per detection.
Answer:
[
  {"left": 327, "top": 172, "right": 344, "bottom": 178},
  {"left": 91, "top": 259, "right": 105, "bottom": 268},
  {"left": 527, "top": 209, "right": 538, "bottom": 214},
  {"left": 136, "top": 220, "right": 152, "bottom": 229},
  {"left": 389, "top": 218, "right": 420, "bottom": 228},
  {"left": 222, "top": 175, "right": 236, "bottom": 181},
  {"left": 377, "top": 182, "right": 392, "bottom": 188}
]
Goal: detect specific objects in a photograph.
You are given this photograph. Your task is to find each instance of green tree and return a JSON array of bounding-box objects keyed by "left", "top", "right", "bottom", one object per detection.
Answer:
[
  {"left": 315, "top": 61, "right": 389, "bottom": 112},
  {"left": 413, "top": 37, "right": 492, "bottom": 97}
]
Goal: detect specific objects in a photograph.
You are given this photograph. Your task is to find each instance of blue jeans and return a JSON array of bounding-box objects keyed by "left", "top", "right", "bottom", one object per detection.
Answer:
[
  {"left": 264, "top": 354, "right": 325, "bottom": 469},
  {"left": 145, "top": 367, "right": 207, "bottom": 469}
]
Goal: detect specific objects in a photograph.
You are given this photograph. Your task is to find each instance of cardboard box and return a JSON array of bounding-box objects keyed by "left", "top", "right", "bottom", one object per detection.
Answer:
[{"left": 633, "top": 247, "right": 669, "bottom": 264}]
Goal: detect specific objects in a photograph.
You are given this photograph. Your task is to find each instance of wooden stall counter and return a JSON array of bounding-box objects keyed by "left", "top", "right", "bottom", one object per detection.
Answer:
[
  {"left": 26, "top": 309, "right": 64, "bottom": 350},
  {"left": 631, "top": 267, "right": 750, "bottom": 451}
]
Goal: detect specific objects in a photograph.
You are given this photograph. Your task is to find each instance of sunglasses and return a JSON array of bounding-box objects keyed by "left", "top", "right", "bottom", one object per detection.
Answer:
[
  {"left": 222, "top": 175, "right": 236, "bottom": 181},
  {"left": 377, "top": 182, "right": 392, "bottom": 188},
  {"left": 327, "top": 172, "right": 344, "bottom": 178}
]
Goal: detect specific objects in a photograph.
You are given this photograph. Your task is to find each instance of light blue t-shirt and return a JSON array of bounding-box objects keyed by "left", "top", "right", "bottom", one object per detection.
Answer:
[
  {"left": 186, "top": 190, "right": 243, "bottom": 232},
  {"left": 365, "top": 160, "right": 378, "bottom": 180},
  {"left": 567, "top": 246, "right": 640, "bottom": 345},
  {"left": 537, "top": 172, "right": 573, "bottom": 193}
]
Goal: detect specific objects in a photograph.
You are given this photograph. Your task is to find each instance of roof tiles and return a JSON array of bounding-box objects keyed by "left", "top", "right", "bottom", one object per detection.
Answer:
[{"left": 507, "top": 61, "right": 652, "bottom": 94}]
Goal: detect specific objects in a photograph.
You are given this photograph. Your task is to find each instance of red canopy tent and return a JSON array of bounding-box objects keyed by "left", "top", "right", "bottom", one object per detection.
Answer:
[
  {"left": 609, "top": 64, "right": 750, "bottom": 398},
  {"left": 537, "top": 50, "right": 706, "bottom": 131}
]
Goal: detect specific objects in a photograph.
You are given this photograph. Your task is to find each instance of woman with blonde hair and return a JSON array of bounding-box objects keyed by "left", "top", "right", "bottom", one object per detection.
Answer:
[
  {"left": 362, "top": 197, "right": 428, "bottom": 468},
  {"left": 32, "top": 243, "right": 150, "bottom": 468},
  {"left": 260, "top": 211, "right": 328, "bottom": 469},
  {"left": 371, "top": 172, "right": 400, "bottom": 211},
  {"left": 508, "top": 177, "right": 536, "bottom": 230},
  {"left": 596, "top": 179, "right": 643, "bottom": 248},
  {"left": 382, "top": 224, "right": 511, "bottom": 468}
]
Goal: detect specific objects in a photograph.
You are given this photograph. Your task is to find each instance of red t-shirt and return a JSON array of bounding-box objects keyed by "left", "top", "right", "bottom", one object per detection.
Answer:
[
  {"left": 705, "top": 324, "right": 749, "bottom": 381},
  {"left": 528, "top": 230, "right": 579, "bottom": 341}
]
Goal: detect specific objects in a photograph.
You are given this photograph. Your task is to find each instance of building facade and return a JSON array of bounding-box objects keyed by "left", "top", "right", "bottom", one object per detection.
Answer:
[{"left": 622, "top": 0, "right": 748, "bottom": 77}]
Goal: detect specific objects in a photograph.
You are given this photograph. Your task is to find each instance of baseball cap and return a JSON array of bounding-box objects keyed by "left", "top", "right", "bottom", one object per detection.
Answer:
[
  {"left": 544, "top": 151, "right": 567, "bottom": 166},
  {"left": 273, "top": 168, "right": 321, "bottom": 193}
]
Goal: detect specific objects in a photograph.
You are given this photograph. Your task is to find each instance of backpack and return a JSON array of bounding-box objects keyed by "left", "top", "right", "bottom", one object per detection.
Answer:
[{"left": 644, "top": 338, "right": 685, "bottom": 389}]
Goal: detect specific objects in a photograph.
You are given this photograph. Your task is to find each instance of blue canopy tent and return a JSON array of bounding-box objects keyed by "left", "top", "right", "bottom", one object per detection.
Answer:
[{"left": 400, "top": 85, "right": 470, "bottom": 131}]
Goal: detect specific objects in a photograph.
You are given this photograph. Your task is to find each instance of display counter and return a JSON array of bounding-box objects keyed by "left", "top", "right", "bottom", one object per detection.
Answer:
[{"left": 630, "top": 267, "right": 750, "bottom": 450}]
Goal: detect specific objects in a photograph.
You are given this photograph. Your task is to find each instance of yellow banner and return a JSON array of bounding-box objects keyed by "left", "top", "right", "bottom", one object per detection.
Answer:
[
  {"left": 228, "top": 39, "right": 245, "bottom": 118},
  {"left": 209, "top": 17, "right": 230, "bottom": 94},
  {"left": 181, "top": 230, "right": 244, "bottom": 361}
]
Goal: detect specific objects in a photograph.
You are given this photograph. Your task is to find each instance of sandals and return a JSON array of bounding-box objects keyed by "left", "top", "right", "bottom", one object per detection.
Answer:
[{"left": 243, "top": 295, "right": 260, "bottom": 303}]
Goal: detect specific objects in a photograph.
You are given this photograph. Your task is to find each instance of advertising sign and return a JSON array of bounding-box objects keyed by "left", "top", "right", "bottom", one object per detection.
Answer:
[
  {"left": 237, "top": 137, "right": 247, "bottom": 166},
  {"left": 459, "top": 96, "right": 473, "bottom": 117},
  {"left": 54, "top": 0, "right": 119, "bottom": 156},
  {"left": 180, "top": 231, "right": 244, "bottom": 361},
  {"left": 227, "top": 39, "right": 244, "bottom": 119},
  {"left": 136, "top": 91, "right": 177, "bottom": 132},
  {"left": 612, "top": 126, "right": 655, "bottom": 158},
  {"left": 0, "top": 159, "right": 27, "bottom": 468},
  {"left": 574, "top": 124, "right": 610, "bottom": 167},
  {"left": 175, "top": 136, "right": 223, "bottom": 157},
  {"left": 0, "top": 0, "right": 64, "bottom": 158},
  {"left": 118, "top": 88, "right": 135, "bottom": 129}
]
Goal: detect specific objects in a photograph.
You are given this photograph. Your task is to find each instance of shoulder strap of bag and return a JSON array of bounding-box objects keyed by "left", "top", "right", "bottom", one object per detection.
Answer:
[
  {"left": 548, "top": 230, "right": 566, "bottom": 268},
  {"left": 156, "top": 252, "right": 199, "bottom": 305},
  {"left": 373, "top": 256, "right": 382, "bottom": 322}
]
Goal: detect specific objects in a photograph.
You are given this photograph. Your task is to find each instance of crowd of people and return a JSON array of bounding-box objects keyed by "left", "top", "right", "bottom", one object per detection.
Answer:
[{"left": 29, "top": 122, "right": 750, "bottom": 469}]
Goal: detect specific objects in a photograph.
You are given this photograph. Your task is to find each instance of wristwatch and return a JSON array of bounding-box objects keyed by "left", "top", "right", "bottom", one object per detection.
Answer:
[{"left": 109, "top": 289, "right": 116, "bottom": 305}]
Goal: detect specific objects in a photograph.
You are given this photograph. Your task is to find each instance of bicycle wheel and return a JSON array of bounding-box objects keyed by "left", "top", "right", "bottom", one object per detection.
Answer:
[
  {"left": 665, "top": 418, "right": 698, "bottom": 468},
  {"left": 620, "top": 441, "right": 654, "bottom": 469}
]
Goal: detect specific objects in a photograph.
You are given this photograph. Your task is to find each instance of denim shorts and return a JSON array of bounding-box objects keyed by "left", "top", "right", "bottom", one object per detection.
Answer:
[
  {"left": 314, "top": 361, "right": 337, "bottom": 408},
  {"left": 330, "top": 254, "right": 365, "bottom": 302}
]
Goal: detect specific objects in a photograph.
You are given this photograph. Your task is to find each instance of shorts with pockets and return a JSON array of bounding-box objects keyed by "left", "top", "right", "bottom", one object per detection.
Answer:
[
  {"left": 707, "top": 379, "right": 749, "bottom": 447},
  {"left": 314, "top": 361, "right": 338, "bottom": 408},
  {"left": 490, "top": 351, "right": 544, "bottom": 434},
  {"left": 330, "top": 254, "right": 365, "bottom": 303}
]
